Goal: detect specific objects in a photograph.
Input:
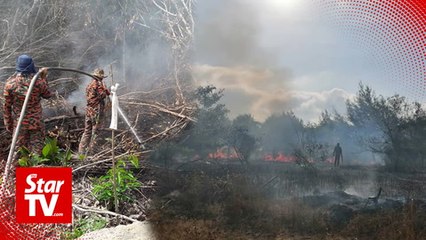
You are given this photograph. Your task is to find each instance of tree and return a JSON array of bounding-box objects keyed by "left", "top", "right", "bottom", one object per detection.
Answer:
[
  {"left": 346, "top": 83, "right": 426, "bottom": 171},
  {"left": 260, "top": 112, "right": 304, "bottom": 155},
  {"left": 227, "top": 115, "right": 259, "bottom": 164},
  {"left": 179, "top": 86, "right": 231, "bottom": 158}
]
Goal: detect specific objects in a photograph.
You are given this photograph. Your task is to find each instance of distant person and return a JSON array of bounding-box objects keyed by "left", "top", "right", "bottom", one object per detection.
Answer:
[
  {"left": 333, "top": 143, "right": 343, "bottom": 167},
  {"left": 78, "top": 68, "right": 110, "bottom": 155},
  {"left": 3, "top": 54, "right": 52, "bottom": 154}
]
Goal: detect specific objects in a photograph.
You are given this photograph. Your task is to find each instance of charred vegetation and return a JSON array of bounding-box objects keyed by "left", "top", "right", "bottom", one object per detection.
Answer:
[{"left": 0, "top": 1, "right": 425, "bottom": 239}]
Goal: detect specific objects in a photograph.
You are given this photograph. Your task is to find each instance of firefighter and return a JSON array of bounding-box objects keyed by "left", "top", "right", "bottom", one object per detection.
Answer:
[
  {"left": 3, "top": 54, "right": 52, "bottom": 154},
  {"left": 78, "top": 68, "right": 110, "bottom": 154},
  {"left": 333, "top": 143, "right": 343, "bottom": 167}
]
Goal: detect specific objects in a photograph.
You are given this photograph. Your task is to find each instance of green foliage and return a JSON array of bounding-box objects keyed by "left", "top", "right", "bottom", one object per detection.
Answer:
[
  {"left": 346, "top": 83, "right": 426, "bottom": 171},
  {"left": 18, "top": 138, "right": 72, "bottom": 167},
  {"left": 62, "top": 216, "right": 107, "bottom": 239},
  {"left": 227, "top": 116, "right": 258, "bottom": 164},
  {"left": 261, "top": 111, "right": 304, "bottom": 154},
  {"left": 181, "top": 86, "right": 231, "bottom": 157},
  {"left": 92, "top": 156, "right": 142, "bottom": 207},
  {"left": 78, "top": 154, "right": 86, "bottom": 161},
  {"left": 128, "top": 154, "right": 140, "bottom": 168},
  {"left": 153, "top": 83, "right": 426, "bottom": 171},
  {"left": 194, "top": 85, "right": 224, "bottom": 109}
]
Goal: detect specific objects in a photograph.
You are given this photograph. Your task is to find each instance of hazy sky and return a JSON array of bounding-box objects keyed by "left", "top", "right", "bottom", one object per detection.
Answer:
[{"left": 193, "top": 0, "right": 418, "bottom": 122}]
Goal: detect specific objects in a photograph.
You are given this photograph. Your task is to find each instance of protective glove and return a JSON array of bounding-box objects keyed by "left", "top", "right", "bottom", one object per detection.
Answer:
[
  {"left": 101, "top": 82, "right": 111, "bottom": 96},
  {"left": 39, "top": 67, "right": 48, "bottom": 79}
]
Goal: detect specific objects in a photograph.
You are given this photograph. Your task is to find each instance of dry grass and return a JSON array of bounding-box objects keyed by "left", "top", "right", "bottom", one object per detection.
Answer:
[
  {"left": 148, "top": 170, "right": 330, "bottom": 239},
  {"left": 150, "top": 219, "right": 247, "bottom": 240},
  {"left": 342, "top": 200, "right": 426, "bottom": 240},
  {"left": 147, "top": 164, "right": 426, "bottom": 239},
  {"left": 151, "top": 218, "right": 353, "bottom": 240}
]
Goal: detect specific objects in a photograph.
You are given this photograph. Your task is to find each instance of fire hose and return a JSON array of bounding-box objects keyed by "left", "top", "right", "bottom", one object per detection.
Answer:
[{"left": 2, "top": 67, "right": 143, "bottom": 185}]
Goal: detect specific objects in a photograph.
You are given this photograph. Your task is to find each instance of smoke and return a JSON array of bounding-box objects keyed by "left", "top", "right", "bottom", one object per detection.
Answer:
[
  {"left": 66, "top": 78, "right": 92, "bottom": 112},
  {"left": 119, "top": 39, "right": 172, "bottom": 89},
  {"left": 193, "top": 0, "right": 289, "bottom": 121},
  {"left": 193, "top": 0, "right": 355, "bottom": 122},
  {"left": 40, "top": 1, "right": 177, "bottom": 107},
  {"left": 194, "top": 0, "right": 277, "bottom": 67},
  {"left": 193, "top": 64, "right": 352, "bottom": 122}
]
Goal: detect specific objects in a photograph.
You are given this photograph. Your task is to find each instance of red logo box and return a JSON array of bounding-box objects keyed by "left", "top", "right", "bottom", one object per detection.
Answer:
[{"left": 16, "top": 167, "right": 72, "bottom": 223}]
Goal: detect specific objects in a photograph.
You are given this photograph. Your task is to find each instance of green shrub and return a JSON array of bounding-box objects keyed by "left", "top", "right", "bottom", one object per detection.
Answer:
[
  {"left": 18, "top": 138, "right": 72, "bottom": 167},
  {"left": 92, "top": 155, "right": 141, "bottom": 208}
]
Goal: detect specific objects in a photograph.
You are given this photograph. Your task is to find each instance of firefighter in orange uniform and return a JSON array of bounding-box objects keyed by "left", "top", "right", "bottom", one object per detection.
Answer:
[
  {"left": 3, "top": 54, "right": 52, "bottom": 154},
  {"left": 78, "top": 68, "right": 110, "bottom": 154}
]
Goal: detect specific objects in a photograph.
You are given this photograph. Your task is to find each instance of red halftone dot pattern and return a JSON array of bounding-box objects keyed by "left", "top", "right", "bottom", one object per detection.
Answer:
[
  {"left": 313, "top": 0, "right": 425, "bottom": 99},
  {"left": 0, "top": 163, "right": 66, "bottom": 239}
]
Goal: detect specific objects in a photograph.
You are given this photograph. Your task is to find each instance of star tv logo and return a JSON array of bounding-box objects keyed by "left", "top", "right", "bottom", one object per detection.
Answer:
[{"left": 16, "top": 167, "right": 72, "bottom": 223}]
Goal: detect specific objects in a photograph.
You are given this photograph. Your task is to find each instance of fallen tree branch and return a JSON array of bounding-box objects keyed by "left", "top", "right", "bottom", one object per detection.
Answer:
[
  {"left": 121, "top": 101, "right": 196, "bottom": 122},
  {"left": 72, "top": 204, "right": 140, "bottom": 223},
  {"left": 72, "top": 152, "right": 130, "bottom": 173},
  {"left": 118, "top": 87, "right": 174, "bottom": 98},
  {"left": 72, "top": 150, "right": 152, "bottom": 173},
  {"left": 44, "top": 115, "right": 83, "bottom": 123},
  {"left": 141, "top": 120, "right": 186, "bottom": 143}
]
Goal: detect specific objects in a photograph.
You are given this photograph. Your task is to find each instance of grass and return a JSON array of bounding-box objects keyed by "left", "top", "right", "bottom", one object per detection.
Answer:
[
  {"left": 342, "top": 200, "right": 426, "bottom": 240},
  {"left": 147, "top": 163, "right": 426, "bottom": 239},
  {"left": 61, "top": 215, "right": 107, "bottom": 239}
]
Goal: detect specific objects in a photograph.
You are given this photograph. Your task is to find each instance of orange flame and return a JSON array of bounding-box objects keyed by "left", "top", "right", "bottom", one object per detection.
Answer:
[
  {"left": 207, "top": 148, "right": 335, "bottom": 164},
  {"left": 263, "top": 152, "right": 295, "bottom": 162}
]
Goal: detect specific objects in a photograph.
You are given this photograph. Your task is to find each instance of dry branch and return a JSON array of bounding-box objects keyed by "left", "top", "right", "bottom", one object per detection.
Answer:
[
  {"left": 72, "top": 204, "right": 140, "bottom": 223},
  {"left": 44, "top": 115, "right": 82, "bottom": 123},
  {"left": 121, "top": 101, "right": 195, "bottom": 122},
  {"left": 0, "top": 0, "right": 196, "bottom": 231}
]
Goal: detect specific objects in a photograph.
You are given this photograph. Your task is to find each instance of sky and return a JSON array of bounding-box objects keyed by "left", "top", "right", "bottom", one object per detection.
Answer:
[{"left": 192, "top": 0, "right": 417, "bottom": 122}]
